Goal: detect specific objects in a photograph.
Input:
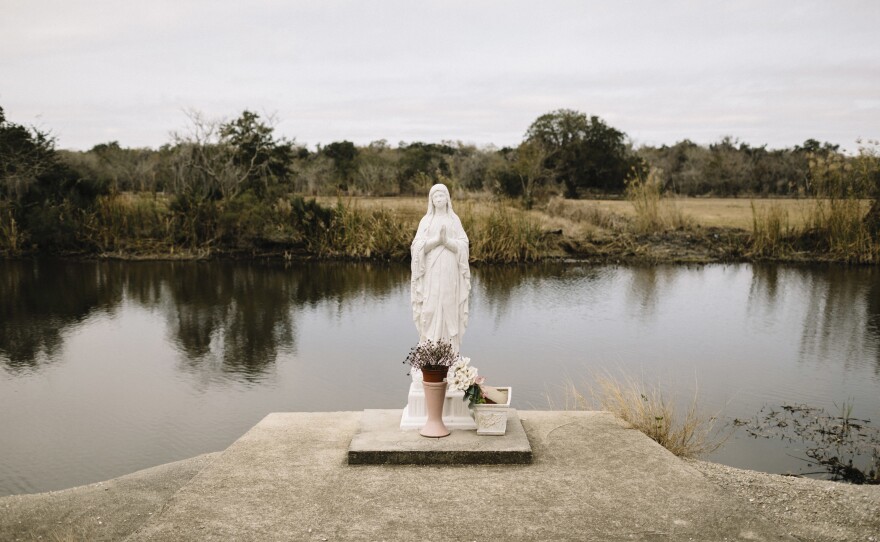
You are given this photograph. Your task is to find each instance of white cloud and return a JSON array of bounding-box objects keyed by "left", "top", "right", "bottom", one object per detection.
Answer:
[{"left": 1, "top": 0, "right": 878, "bottom": 150}]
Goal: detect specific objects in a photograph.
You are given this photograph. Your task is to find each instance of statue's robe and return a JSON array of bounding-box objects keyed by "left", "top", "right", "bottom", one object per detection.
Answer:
[{"left": 410, "top": 212, "right": 470, "bottom": 353}]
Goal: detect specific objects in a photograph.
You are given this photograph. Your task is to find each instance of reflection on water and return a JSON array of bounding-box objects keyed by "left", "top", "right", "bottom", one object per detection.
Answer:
[
  {"left": 624, "top": 265, "right": 685, "bottom": 320},
  {"left": 0, "top": 261, "right": 408, "bottom": 382},
  {"left": 796, "top": 266, "right": 880, "bottom": 374},
  {"left": 747, "top": 264, "right": 880, "bottom": 375},
  {"left": 1, "top": 260, "right": 879, "bottom": 495},
  {"left": 870, "top": 277, "right": 880, "bottom": 366},
  {"left": 166, "top": 264, "right": 296, "bottom": 381},
  {"left": 0, "top": 261, "right": 114, "bottom": 372}
]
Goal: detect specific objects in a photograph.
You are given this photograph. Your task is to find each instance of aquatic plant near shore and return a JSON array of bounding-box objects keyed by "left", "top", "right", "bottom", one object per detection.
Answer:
[
  {"left": 737, "top": 402, "right": 880, "bottom": 484},
  {"left": 560, "top": 372, "right": 729, "bottom": 458}
]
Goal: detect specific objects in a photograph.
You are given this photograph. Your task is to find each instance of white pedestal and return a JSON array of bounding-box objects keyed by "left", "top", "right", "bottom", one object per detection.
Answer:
[{"left": 400, "top": 380, "right": 477, "bottom": 430}]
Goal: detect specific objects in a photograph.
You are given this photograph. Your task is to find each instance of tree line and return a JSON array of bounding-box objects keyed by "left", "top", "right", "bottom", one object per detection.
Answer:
[{"left": 1, "top": 104, "right": 878, "bottom": 254}]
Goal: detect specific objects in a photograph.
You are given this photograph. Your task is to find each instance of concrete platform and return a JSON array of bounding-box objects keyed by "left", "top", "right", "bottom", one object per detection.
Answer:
[
  {"left": 120, "top": 411, "right": 796, "bottom": 541},
  {"left": 348, "top": 409, "right": 531, "bottom": 465}
]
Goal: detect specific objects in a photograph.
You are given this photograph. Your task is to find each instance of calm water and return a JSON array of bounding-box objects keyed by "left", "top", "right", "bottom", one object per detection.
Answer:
[{"left": 1, "top": 260, "right": 878, "bottom": 496}]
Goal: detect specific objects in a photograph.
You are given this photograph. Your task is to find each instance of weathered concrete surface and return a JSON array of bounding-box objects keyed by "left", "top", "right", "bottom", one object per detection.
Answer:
[
  {"left": 119, "top": 411, "right": 795, "bottom": 541},
  {"left": 348, "top": 409, "right": 532, "bottom": 464},
  {"left": 0, "top": 452, "right": 219, "bottom": 542}
]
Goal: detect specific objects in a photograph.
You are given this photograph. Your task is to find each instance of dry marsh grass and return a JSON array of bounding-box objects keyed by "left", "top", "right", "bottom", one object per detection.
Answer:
[
  {"left": 750, "top": 201, "right": 793, "bottom": 258},
  {"left": 545, "top": 196, "right": 628, "bottom": 233},
  {"left": 806, "top": 198, "right": 878, "bottom": 261},
  {"left": 316, "top": 198, "right": 548, "bottom": 262},
  {"left": 625, "top": 170, "right": 695, "bottom": 234},
  {"left": 318, "top": 203, "right": 412, "bottom": 259},
  {"left": 313, "top": 194, "right": 864, "bottom": 234},
  {"left": 231, "top": 194, "right": 880, "bottom": 263},
  {"left": 683, "top": 199, "right": 812, "bottom": 231},
  {"left": 86, "top": 193, "right": 172, "bottom": 251},
  {"left": 548, "top": 197, "right": 819, "bottom": 231},
  {"left": 315, "top": 196, "right": 426, "bottom": 222},
  {"left": 561, "top": 372, "right": 729, "bottom": 458},
  {"left": 0, "top": 203, "right": 22, "bottom": 253},
  {"left": 27, "top": 191, "right": 877, "bottom": 262},
  {"left": 462, "top": 203, "right": 548, "bottom": 262},
  {"left": 748, "top": 197, "right": 878, "bottom": 262}
]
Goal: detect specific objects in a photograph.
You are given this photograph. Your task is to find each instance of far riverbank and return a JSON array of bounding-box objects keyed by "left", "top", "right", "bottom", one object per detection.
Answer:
[{"left": 3, "top": 196, "right": 876, "bottom": 265}]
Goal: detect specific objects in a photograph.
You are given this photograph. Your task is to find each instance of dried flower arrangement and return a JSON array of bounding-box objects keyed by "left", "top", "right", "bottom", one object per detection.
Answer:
[{"left": 403, "top": 339, "right": 458, "bottom": 374}]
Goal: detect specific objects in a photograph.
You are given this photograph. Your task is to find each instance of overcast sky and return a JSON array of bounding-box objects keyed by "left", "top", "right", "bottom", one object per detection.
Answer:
[{"left": 2, "top": 0, "right": 878, "bottom": 151}]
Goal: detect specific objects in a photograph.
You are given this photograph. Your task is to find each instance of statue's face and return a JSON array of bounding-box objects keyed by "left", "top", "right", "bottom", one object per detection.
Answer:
[{"left": 431, "top": 190, "right": 448, "bottom": 210}]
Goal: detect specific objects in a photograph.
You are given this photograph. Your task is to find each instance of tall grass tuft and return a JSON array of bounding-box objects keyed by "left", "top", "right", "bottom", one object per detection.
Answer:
[
  {"left": 83, "top": 193, "right": 173, "bottom": 253},
  {"left": 806, "top": 198, "right": 876, "bottom": 262},
  {"left": 463, "top": 203, "right": 548, "bottom": 263},
  {"left": 325, "top": 200, "right": 549, "bottom": 262},
  {"left": 562, "top": 372, "right": 728, "bottom": 458},
  {"left": 747, "top": 143, "right": 880, "bottom": 262},
  {"left": 0, "top": 203, "right": 22, "bottom": 253},
  {"left": 319, "top": 201, "right": 412, "bottom": 259},
  {"left": 805, "top": 150, "right": 879, "bottom": 262},
  {"left": 625, "top": 169, "right": 692, "bottom": 234},
  {"left": 749, "top": 200, "right": 792, "bottom": 258}
]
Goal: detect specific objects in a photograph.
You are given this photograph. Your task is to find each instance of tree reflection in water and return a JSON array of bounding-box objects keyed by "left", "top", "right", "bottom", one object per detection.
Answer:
[
  {"left": 0, "top": 260, "right": 123, "bottom": 372},
  {"left": 166, "top": 263, "right": 281, "bottom": 381},
  {"left": 165, "top": 261, "right": 407, "bottom": 381},
  {"left": 474, "top": 263, "right": 605, "bottom": 328},
  {"left": 866, "top": 273, "right": 880, "bottom": 373},
  {"left": 0, "top": 260, "right": 410, "bottom": 382},
  {"left": 2, "top": 261, "right": 879, "bottom": 380},
  {"left": 623, "top": 265, "right": 684, "bottom": 321},
  {"left": 748, "top": 264, "right": 880, "bottom": 374}
]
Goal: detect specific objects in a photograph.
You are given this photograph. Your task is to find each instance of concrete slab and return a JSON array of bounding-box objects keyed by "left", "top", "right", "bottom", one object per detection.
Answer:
[
  {"left": 0, "top": 452, "right": 219, "bottom": 542},
  {"left": 348, "top": 409, "right": 531, "bottom": 465},
  {"left": 125, "top": 411, "right": 797, "bottom": 541}
]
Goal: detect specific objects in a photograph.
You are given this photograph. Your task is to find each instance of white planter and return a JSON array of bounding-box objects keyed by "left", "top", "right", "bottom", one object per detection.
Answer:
[{"left": 472, "top": 387, "right": 512, "bottom": 435}]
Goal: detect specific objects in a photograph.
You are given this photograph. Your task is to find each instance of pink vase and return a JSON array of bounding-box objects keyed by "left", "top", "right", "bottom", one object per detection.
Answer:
[{"left": 420, "top": 380, "right": 450, "bottom": 438}]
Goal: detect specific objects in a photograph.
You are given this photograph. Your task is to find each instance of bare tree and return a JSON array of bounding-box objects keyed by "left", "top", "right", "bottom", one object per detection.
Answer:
[
  {"left": 355, "top": 144, "right": 399, "bottom": 195},
  {"left": 512, "top": 140, "right": 549, "bottom": 209},
  {"left": 0, "top": 106, "right": 57, "bottom": 203},
  {"left": 168, "top": 110, "right": 261, "bottom": 201}
]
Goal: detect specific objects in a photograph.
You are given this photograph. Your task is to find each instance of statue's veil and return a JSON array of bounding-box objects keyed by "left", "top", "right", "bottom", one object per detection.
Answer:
[{"left": 425, "top": 183, "right": 454, "bottom": 217}]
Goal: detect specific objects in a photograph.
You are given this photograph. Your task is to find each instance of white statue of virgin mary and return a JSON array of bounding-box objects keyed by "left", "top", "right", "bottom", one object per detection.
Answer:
[{"left": 410, "top": 183, "right": 471, "bottom": 354}]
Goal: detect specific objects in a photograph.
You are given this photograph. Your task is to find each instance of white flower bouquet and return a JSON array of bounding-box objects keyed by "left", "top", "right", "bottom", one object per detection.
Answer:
[{"left": 449, "top": 356, "right": 493, "bottom": 407}]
